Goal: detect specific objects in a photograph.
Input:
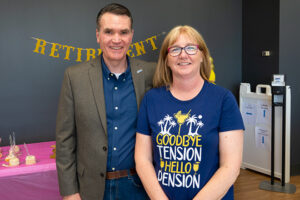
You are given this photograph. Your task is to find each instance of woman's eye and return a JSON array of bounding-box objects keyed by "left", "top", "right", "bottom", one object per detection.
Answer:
[
  {"left": 171, "top": 48, "right": 180, "bottom": 52},
  {"left": 186, "top": 46, "right": 196, "bottom": 50}
]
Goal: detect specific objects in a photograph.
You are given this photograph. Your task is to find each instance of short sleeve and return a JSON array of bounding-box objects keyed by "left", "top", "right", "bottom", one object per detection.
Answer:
[
  {"left": 219, "top": 91, "right": 245, "bottom": 132},
  {"left": 136, "top": 93, "right": 151, "bottom": 135}
]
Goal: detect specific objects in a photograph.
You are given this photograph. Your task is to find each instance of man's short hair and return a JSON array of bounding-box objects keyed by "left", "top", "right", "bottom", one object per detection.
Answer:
[{"left": 96, "top": 3, "right": 133, "bottom": 30}]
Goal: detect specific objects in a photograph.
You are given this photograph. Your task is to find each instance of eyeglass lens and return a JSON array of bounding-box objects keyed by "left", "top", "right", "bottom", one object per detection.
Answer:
[{"left": 168, "top": 45, "right": 198, "bottom": 56}]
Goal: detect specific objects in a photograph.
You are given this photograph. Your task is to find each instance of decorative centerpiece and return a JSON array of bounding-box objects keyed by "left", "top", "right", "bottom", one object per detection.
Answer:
[
  {"left": 5, "top": 133, "right": 19, "bottom": 162},
  {"left": 9, "top": 157, "right": 20, "bottom": 167},
  {"left": 25, "top": 155, "right": 36, "bottom": 165},
  {"left": 5, "top": 153, "right": 16, "bottom": 162},
  {"left": 50, "top": 145, "right": 56, "bottom": 159},
  {"left": 24, "top": 143, "right": 36, "bottom": 165}
]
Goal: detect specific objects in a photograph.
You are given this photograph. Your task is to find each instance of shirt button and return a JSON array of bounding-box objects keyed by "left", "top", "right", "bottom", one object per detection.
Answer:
[
  {"left": 110, "top": 73, "right": 114, "bottom": 77},
  {"left": 113, "top": 147, "right": 117, "bottom": 151},
  {"left": 103, "top": 146, "right": 107, "bottom": 151},
  {"left": 115, "top": 106, "right": 118, "bottom": 110},
  {"left": 107, "top": 77, "right": 110, "bottom": 80},
  {"left": 123, "top": 79, "right": 126, "bottom": 82},
  {"left": 114, "top": 87, "right": 118, "bottom": 90},
  {"left": 114, "top": 126, "right": 118, "bottom": 130},
  {"left": 112, "top": 167, "right": 115, "bottom": 171}
]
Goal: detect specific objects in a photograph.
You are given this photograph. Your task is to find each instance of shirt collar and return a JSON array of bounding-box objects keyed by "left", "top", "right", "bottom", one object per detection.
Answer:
[{"left": 101, "top": 54, "right": 131, "bottom": 79}]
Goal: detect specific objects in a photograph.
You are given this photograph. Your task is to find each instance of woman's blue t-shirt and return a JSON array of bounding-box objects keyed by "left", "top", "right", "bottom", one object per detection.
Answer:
[{"left": 137, "top": 81, "right": 244, "bottom": 200}]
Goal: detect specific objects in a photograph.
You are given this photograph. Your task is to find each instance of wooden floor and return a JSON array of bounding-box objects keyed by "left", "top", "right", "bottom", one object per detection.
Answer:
[{"left": 234, "top": 169, "right": 300, "bottom": 200}]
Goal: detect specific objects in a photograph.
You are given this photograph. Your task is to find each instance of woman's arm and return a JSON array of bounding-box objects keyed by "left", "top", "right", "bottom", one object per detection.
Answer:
[
  {"left": 193, "top": 129, "right": 243, "bottom": 200},
  {"left": 135, "top": 133, "right": 169, "bottom": 200}
]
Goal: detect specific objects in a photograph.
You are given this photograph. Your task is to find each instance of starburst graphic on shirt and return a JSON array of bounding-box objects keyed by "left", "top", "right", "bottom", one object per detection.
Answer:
[{"left": 157, "top": 110, "right": 204, "bottom": 136}]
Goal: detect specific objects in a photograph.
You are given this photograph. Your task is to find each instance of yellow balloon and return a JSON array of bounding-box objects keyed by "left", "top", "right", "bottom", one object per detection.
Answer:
[{"left": 209, "top": 57, "right": 216, "bottom": 83}]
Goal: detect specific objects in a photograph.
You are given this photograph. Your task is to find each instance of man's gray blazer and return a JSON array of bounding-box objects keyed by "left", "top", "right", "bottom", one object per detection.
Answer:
[{"left": 56, "top": 56, "right": 156, "bottom": 200}]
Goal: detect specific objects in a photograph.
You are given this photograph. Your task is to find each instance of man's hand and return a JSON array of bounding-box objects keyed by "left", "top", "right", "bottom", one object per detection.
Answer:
[{"left": 63, "top": 193, "right": 81, "bottom": 200}]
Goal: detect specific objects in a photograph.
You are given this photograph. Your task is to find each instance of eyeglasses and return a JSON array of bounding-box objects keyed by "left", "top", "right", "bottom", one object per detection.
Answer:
[{"left": 167, "top": 45, "right": 199, "bottom": 57}]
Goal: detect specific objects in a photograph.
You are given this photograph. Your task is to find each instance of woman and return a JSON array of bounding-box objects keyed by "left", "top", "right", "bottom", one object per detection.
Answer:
[{"left": 135, "top": 25, "right": 244, "bottom": 200}]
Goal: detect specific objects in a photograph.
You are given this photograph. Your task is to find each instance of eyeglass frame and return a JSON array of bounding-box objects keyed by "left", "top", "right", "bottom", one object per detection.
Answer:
[{"left": 167, "top": 45, "right": 200, "bottom": 57}]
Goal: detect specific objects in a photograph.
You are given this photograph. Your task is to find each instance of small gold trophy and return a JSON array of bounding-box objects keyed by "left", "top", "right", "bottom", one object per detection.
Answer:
[
  {"left": 193, "top": 162, "right": 200, "bottom": 175},
  {"left": 160, "top": 158, "right": 164, "bottom": 168}
]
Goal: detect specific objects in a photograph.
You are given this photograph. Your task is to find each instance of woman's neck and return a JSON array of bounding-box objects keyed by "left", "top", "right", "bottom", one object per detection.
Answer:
[{"left": 170, "top": 75, "right": 205, "bottom": 101}]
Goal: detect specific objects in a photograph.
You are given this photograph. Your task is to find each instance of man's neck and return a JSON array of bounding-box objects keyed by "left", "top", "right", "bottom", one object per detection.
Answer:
[{"left": 103, "top": 56, "right": 128, "bottom": 74}]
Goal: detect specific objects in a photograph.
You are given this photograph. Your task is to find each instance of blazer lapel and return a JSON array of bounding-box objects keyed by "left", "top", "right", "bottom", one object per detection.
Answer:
[
  {"left": 88, "top": 57, "right": 107, "bottom": 135},
  {"left": 130, "top": 58, "right": 145, "bottom": 109}
]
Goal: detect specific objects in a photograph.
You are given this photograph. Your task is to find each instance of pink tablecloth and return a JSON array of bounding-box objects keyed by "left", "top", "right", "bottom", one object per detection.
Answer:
[
  {"left": 0, "top": 141, "right": 62, "bottom": 200},
  {"left": 0, "top": 141, "right": 56, "bottom": 177}
]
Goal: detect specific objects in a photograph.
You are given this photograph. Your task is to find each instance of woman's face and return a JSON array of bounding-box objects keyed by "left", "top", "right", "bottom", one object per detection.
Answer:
[{"left": 167, "top": 34, "right": 203, "bottom": 79}]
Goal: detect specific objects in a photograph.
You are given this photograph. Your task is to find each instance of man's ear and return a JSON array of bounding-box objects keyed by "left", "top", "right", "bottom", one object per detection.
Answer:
[
  {"left": 130, "top": 28, "right": 134, "bottom": 42},
  {"left": 96, "top": 29, "right": 100, "bottom": 44}
]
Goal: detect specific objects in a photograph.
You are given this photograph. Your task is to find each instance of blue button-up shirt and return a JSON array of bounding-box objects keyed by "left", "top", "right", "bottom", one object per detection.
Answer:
[{"left": 101, "top": 55, "right": 138, "bottom": 171}]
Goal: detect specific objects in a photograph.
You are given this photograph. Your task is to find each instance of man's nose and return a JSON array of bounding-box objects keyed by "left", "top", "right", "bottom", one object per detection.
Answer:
[{"left": 112, "top": 33, "right": 121, "bottom": 43}]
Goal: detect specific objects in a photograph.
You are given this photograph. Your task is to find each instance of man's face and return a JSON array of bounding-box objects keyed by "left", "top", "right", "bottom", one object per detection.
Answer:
[{"left": 96, "top": 13, "right": 133, "bottom": 64}]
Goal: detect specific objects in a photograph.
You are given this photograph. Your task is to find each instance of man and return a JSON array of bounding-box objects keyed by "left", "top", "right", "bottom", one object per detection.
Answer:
[{"left": 56, "top": 3, "right": 155, "bottom": 200}]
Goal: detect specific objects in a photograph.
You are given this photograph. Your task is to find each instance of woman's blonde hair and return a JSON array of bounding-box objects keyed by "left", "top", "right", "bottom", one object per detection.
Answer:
[{"left": 153, "top": 25, "right": 212, "bottom": 88}]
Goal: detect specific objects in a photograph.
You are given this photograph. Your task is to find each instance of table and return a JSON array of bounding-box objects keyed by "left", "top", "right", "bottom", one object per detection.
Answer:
[{"left": 0, "top": 141, "right": 62, "bottom": 200}]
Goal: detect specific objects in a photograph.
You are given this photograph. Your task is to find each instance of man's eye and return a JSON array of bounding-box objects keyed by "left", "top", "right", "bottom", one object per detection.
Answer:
[
  {"left": 121, "top": 31, "right": 129, "bottom": 35},
  {"left": 104, "top": 30, "right": 112, "bottom": 34}
]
